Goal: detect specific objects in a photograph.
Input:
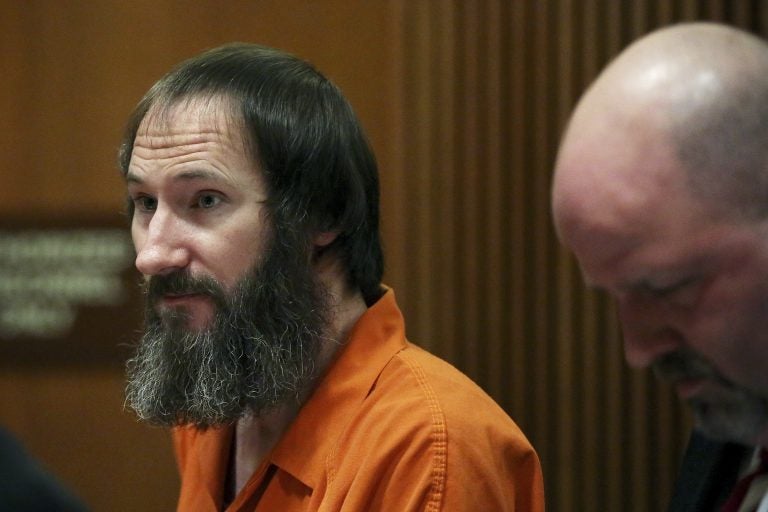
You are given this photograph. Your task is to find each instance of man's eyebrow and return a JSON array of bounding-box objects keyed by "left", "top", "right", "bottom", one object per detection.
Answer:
[
  {"left": 172, "top": 169, "right": 229, "bottom": 183},
  {"left": 124, "top": 171, "right": 142, "bottom": 185},
  {"left": 124, "top": 169, "right": 231, "bottom": 185}
]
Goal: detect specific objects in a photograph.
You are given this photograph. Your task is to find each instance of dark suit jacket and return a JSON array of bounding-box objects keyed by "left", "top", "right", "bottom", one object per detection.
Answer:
[
  {"left": 667, "top": 431, "right": 750, "bottom": 512},
  {"left": 0, "top": 427, "right": 87, "bottom": 512}
]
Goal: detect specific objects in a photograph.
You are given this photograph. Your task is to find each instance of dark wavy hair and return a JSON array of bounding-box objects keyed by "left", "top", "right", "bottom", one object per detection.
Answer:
[{"left": 118, "top": 43, "right": 383, "bottom": 301}]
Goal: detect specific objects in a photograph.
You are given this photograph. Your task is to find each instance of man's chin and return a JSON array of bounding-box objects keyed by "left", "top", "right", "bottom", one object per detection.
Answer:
[
  {"left": 179, "top": 311, "right": 216, "bottom": 331},
  {"left": 689, "top": 395, "right": 768, "bottom": 445}
]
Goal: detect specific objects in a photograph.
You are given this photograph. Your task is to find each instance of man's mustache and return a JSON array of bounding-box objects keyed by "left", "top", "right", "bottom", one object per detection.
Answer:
[
  {"left": 652, "top": 349, "right": 722, "bottom": 385},
  {"left": 143, "top": 271, "right": 227, "bottom": 308}
]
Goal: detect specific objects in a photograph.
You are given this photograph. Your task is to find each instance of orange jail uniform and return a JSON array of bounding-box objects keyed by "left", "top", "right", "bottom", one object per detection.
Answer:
[{"left": 173, "top": 288, "right": 545, "bottom": 511}]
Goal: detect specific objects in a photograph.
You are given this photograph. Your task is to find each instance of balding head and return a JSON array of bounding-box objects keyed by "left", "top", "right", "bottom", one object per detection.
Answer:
[{"left": 553, "top": 22, "right": 768, "bottom": 232}]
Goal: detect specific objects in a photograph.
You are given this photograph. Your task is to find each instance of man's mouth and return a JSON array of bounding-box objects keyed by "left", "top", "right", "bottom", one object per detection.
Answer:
[
  {"left": 673, "top": 377, "right": 709, "bottom": 400},
  {"left": 652, "top": 350, "right": 722, "bottom": 401},
  {"left": 158, "top": 293, "right": 208, "bottom": 307},
  {"left": 153, "top": 292, "right": 218, "bottom": 330}
]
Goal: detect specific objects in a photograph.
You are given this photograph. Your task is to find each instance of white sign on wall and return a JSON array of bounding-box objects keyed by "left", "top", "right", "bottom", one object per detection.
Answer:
[{"left": 0, "top": 220, "right": 140, "bottom": 365}]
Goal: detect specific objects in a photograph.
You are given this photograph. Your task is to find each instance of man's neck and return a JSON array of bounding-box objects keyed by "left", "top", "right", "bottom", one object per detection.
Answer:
[
  {"left": 228, "top": 405, "right": 300, "bottom": 500},
  {"left": 227, "top": 272, "right": 369, "bottom": 499}
]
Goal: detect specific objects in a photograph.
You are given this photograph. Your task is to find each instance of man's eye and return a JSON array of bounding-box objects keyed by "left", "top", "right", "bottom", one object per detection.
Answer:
[
  {"left": 646, "top": 282, "right": 681, "bottom": 297},
  {"left": 645, "top": 276, "right": 698, "bottom": 298},
  {"left": 195, "top": 194, "right": 222, "bottom": 209},
  {"left": 134, "top": 196, "right": 157, "bottom": 212}
]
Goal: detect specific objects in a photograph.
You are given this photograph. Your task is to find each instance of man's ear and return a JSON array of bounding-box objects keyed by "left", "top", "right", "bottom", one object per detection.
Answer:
[
  {"left": 311, "top": 231, "right": 339, "bottom": 265},
  {"left": 314, "top": 231, "right": 338, "bottom": 248}
]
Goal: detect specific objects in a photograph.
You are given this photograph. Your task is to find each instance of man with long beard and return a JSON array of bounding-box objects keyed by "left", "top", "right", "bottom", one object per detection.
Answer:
[
  {"left": 120, "top": 44, "right": 544, "bottom": 511},
  {"left": 552, "top": 23, "right": 768, "bottom": 511}
]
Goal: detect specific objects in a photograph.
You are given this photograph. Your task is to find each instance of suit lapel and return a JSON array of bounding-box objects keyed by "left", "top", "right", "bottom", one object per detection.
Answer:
[{"left": 668, "top": 432, "right": 749, "bottom": 512}]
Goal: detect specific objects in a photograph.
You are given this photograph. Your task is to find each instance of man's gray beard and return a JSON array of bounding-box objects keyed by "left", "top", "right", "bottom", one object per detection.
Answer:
[
  {"left": 653, "top": 349, "right": 768, "bottom": 445},
  {"left": 124, "top": 235, "right": 331, "bottom": 429},
  {"left": 688, "top": 387, "right": 768, "bottom": 444}
]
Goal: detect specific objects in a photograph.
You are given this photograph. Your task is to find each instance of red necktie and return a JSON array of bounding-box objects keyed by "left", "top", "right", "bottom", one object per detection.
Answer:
[{"left": 721, "top": 449, "right": 768, "bottom": 512}]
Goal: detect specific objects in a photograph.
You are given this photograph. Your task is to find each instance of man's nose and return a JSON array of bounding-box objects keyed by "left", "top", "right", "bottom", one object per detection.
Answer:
[
  {"left": 133, "top": 209, "right": 191, "bottom": 276},
  {"left": 617, "top": 295, "right": 683, "bottom": 368}
]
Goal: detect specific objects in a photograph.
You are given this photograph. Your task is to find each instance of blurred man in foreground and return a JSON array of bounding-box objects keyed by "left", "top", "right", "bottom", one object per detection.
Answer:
[{"left": 552, "top": 22, "right": 768, "bottom": 511}]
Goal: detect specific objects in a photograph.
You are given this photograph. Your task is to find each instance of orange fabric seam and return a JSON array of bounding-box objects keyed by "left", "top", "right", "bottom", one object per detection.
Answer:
[{"left": 399, "top": 349, "right": 447, "bottom": 512}]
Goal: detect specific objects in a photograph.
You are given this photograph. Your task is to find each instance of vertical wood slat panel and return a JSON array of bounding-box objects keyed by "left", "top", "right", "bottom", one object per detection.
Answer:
[
  {"left": 432, "top": 0, "right": 458, "bottom": 364},
  {"left": 394, "top": 1, "right": 765, "bottom": 510},
  {"left": 555, "top": 0, "right": 577, "bottom": 507},
  {"left": 732, "top": 0, "right": 751, "bottom": 26},
  {"left": 507, "top": 0, "right": 530, "bottom": 430},
  {"left": 457, "top": 0, "right": 481, "bottom": 379},
  {"left": 763, "top": 1, "right": 768, "bottom": 33},
  {"left": 484, "top": 0, "right": 505, "bottom": 400},
  {"left": 681, "top": 0, "right": 700, "bottom": 19},
  {"left": 704, "top": 0, "right": 725, "bottom": 19},
  {"left": 401, "top": 1, "right": 433, "bottom": 348},
  {"left": 382, "top": 0, "right": 408, "bottom": 295}
]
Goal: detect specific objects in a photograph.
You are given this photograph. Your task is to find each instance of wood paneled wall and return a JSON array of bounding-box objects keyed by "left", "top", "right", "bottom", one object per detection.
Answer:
[{"left": 0, "top": 2, "right": 766, "bottom": 511}]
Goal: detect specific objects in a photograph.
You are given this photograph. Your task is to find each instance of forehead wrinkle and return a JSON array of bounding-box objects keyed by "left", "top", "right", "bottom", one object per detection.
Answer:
[
  {"left": 132, "top": 126, "right": 254, "bottom": 178},
  {"left": 135, "top": 128, "right": 223, "bottom": 149},
  {"left": 131, "top": 128, "right": 250, "bottom": 174},
  {"left": 138, "top": 94, "right": 252, "bottom": 156},
  {"left": 131, "top": 135, "right": 235, "bottom": 165}
]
